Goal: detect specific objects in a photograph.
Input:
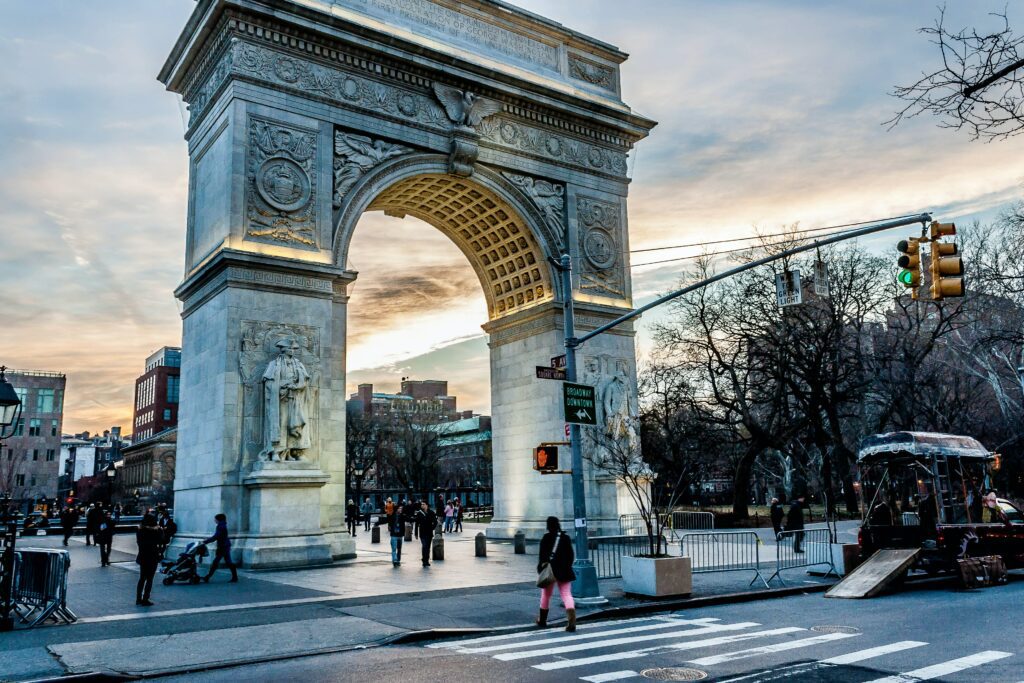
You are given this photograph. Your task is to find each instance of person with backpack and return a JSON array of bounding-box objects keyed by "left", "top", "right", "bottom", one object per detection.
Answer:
[{"left": 536, "top": 516, "right": 576, "bottom": 632}]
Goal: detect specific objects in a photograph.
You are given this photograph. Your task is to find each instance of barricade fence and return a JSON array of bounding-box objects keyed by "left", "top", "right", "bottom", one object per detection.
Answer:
[
  {"left": 12, "top": 548, "right": 76, "bottom": 627},
  {"left": 589, "top": 534, "right": 668, "bottom": 579},
  {"left": 902, "top": 512, "right": 920, "bottom": 526},
  {"left": 618, "top": 511, "right": 715, "bottom": 537},
  {"left": 678, "top": 531, "right": 768, "bottom": 588},
  {"left": 767, "top": 528, "right": 838, "bottom": 585}
]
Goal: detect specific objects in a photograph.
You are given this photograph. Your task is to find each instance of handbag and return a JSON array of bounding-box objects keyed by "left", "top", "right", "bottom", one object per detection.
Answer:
[{"left": 536, "top": 533, "right": 562, "bottom": 588}]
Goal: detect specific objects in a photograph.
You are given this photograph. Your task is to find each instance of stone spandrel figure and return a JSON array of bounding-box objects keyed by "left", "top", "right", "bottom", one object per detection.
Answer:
[{"left": 260, "top": 338, "right": 311, "bottom": 461}]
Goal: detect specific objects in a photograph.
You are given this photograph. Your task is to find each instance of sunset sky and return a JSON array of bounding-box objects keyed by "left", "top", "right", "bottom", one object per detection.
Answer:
[{"left": 2, "top": 1, "right": 1023, "bottom": 434}]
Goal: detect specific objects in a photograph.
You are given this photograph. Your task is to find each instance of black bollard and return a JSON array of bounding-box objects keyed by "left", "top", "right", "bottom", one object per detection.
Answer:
[
  {"left": 514, "top": 529, "right": 526, "bottom": 554},
  {"left": 475, "top": 532, "right": 487, "bottom": 557}
]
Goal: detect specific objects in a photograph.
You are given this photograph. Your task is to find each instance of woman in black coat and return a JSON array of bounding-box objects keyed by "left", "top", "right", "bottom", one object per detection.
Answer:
[
  {"left": 135, "top": 513, "right": 163, "bottom": 606},
  {"left": 536, "top": 516, "right": 577, "bottom": 632}
]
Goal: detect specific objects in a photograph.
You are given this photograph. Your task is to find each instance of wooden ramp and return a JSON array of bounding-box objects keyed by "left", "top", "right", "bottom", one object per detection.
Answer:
[{"left": 825, "top": 548, "right": 920, "bottom": 599}]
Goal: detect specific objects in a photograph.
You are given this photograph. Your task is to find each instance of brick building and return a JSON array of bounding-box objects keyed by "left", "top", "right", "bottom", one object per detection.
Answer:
[
  {"left": 1, "top": 369, "right": 66, "bottom": 506},
  {"left": 132, "top": 347, "right": 181, "bottom": 441},
  {"left": 347, "top": 378, "right": 457, "bottom": 418}
]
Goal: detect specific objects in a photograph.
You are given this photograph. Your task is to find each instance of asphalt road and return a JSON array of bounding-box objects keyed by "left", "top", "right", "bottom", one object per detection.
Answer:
[{"left": 162, "top": 575, "right": 1023, "bottom": 682}]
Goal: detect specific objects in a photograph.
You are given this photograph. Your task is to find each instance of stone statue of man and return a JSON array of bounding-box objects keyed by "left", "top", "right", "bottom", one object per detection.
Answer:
[{"left": 260, "top": 338, "right": 311, "bottom": 461}]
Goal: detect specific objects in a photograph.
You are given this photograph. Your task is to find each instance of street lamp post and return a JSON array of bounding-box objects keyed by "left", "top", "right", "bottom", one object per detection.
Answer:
[
  {"left": 353, "top": 463, "right": 365, "bottom": 511},
  {"left": 0, "top": 366, "right": 25, "bottom": 632}
]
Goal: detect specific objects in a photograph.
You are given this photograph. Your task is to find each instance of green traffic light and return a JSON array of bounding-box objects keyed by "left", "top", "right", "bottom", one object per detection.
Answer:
[{"left": 898, "top": 269, "right": 916, "bottom": 286}]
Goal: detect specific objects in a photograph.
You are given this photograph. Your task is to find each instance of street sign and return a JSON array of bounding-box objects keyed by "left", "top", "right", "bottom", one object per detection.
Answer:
[
  {"left": 536, "top": 366, "right": 566, "bottom": 380},
  {"left": 563, "top": 382, "right": 597, "bottom": 425},
  {"left": 551, "top": 354, "right": 566, "bottom": 369},
  {"left": 775, "top": 269, "right": 802, "bottom": 307},
  {"left": 813, "top": 260, "right": 830, "bottom": 296}
]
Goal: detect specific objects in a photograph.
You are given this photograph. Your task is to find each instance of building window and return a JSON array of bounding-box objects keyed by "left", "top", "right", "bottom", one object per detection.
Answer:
[
  {"left": 13, "top": 418, "right": 24, "bottom": 437},
  {"left": 167, "top": 375, "right": 180, "bottom": 404},
  {"left": 51, "top": 419, "right": 58, "bottom": 437},
  {"left": 46, "top": 449, "right": 55, "bottom": 461},
  {"left": 163, "top": 408, "right": 172, "bottom": 421},
  {"left": 30, "top": 475, "right": 36, "bottom": 487},
  {"left": 14, "top": 387, "right": 27, "bottom": 407},
  {"left": 15, "top": 474, "right": 24, "bottom": 487},
  {"left": 36, "top": 388, "right": 55, "bottom": 413},
  {"left": 32, "top": 449, "right": 39, "bottom": 461},
  {"left": 29, "top": 419, "right": 41, "bottom": 437},
  {"left": 6, "top": 448, "right": 11, "bottom": 460}
]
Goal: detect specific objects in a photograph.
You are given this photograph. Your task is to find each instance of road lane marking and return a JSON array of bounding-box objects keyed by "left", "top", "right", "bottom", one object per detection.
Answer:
[
  {"left": 688, "top": 632, "right": 859, "bottom": 666},
  {"left": 533, "top": 627, "right": 805, "bottom": 671},
  {"left": 819, "top": 641, "right": 928, "bottom": 665},
  {"left": 496, "top": 622, "right": 761, "bottom": 661},
  {"left": 458, "top": 618, "right": 719, "bottom": 654},
  {"left": 863, "top": 650, "right": 1013, "bottom": 683},
  {"left": 425, "top": 615, "right": 690, "bottom": 649},
  {"left": 581, "top": 672, "right": 639, "bottom": 682}
]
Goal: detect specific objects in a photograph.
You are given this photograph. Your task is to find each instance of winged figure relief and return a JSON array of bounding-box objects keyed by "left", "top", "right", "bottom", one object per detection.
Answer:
[
  {"left": 432, "top": 83, "right": 503, "bottom": 128},
  {"left": 333, "top": 133, "right": 413, "bottom": 207}
]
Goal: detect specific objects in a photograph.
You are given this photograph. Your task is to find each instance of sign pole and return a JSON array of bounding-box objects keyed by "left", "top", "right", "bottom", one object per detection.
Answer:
[{"left": 558, "top": 253, "right": 604, "bottom": 603}]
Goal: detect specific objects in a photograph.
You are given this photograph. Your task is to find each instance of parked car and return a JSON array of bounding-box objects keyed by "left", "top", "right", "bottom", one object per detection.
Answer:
[{"left": 22, "top": 513, "right": 50, "bottom": 531}]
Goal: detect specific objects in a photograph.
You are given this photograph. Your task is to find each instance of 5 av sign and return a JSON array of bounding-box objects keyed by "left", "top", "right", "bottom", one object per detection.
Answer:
[{"left": 563, "top": 382, "right": 597, "bottom": 426}]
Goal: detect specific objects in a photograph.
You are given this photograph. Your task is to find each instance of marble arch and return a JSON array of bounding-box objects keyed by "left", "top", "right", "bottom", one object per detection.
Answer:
[{"left": 160, "top": 0, "right": 656, "bottom": 567}]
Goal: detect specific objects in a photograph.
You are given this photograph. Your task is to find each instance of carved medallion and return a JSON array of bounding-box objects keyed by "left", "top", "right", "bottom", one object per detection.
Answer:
[
  {"left": 577, "top": 196, "right": 626, "bottom": 299},
  {"left": 257, "top": 158, "right": 311, "bottom": 212},
  {"left": 583, "top": 228, "right": 616, "bottom": 270}
]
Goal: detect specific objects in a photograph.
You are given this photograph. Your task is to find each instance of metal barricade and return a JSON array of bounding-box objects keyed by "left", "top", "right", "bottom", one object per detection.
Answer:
[
  {"left": 12, "top": 548, "right": 77, "bottom": 627},
  {"left": 679, "top": 531, "right": 768, "bottom": 588},
  {"left": 662, "top": 511, "right": 715, "bottom": 540},
  {"left": 617, "top": 514, "right": 645, "bottom": 536},
  {"left": 768, "top": 528, "right": 838, "bottom": 585},
  {"left": 901, "top": 512, "right": 920, "bottom": 526},
  {"left": 589, "top": 534, "right": 666, "bottom": 579}
]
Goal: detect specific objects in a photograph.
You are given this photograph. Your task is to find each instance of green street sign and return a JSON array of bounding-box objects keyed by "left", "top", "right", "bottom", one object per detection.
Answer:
[{"left": 563, "top": 382, "right": 597, "bottom": 426}]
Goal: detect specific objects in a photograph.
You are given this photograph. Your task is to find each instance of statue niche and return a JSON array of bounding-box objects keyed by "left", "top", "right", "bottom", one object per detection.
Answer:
[{"left": 260, "top": 338, "right": 312, "bottom": 461}]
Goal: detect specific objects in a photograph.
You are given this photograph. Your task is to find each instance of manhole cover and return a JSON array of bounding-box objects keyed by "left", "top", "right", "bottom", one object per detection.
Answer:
[
  {"left": 640, "top": 668, "right": 708, "bottom": 681},
  {"left": 811, "top": 625, "right": 862, "bottom": 634}
]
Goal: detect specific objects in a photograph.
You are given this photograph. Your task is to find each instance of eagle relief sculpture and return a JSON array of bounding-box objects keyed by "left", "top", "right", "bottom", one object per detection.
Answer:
[
  {"left": 432, "top": 83, "right": 502, "bottom": 129},
  {"left": 260, "top": 338, "right": 311, "bottom": 462}
]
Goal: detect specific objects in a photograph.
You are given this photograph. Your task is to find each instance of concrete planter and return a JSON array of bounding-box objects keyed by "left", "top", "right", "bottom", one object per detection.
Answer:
[{"left": 621, "top": 555, "right": 692, "bottom": 597}]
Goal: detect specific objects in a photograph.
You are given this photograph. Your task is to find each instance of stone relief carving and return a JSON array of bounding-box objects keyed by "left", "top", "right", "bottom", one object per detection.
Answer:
[
  {"left": 260, "top": 338, "right": 312, "bottom": 461},
  {"left": 576, "top": 196, "right": 626, "bottom": 298},
  {"left": 478, "top": 117, "right": 628, "bottom": 177},
  {"left": 333, "top": 132, "right": 414, "bottom": 208},
  {"left": 246, "top": 118, "right": 318, "bottom": 249},
  {"left": 240, "top": 321, "right": 321, "bottom": 465},
  {"left": 232, "top": 43, "right": 451, "bottom": 130},
  {"left": 568, "top": 55, "right": 616, "bottom": 91},
  {"left": 502, "top": 172, "right": 565, "bottom": 237},
  {"left": 432, "top": 84, "right": 503, "bottom": 178},
  {"left": 581, "top": 355, "right": 638, "bottom": 444}
]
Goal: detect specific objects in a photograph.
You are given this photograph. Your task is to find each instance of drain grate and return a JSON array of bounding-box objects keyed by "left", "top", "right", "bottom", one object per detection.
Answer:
[
  {"left": 640, "top": 667, "right": 708, "bottom": 681},
  {"left": 811, "top": 625, "right": 862, "bottom": 634}
]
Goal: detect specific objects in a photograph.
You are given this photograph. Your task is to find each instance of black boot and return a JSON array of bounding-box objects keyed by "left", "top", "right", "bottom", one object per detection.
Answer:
[{"left": 536, "top": 608, "right": 549, "bottom": 628}]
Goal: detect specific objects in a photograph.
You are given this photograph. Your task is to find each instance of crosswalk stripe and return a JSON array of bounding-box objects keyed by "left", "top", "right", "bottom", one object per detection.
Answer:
[
  {"left": 580, "top": 672, "right": 639, "bottom": 683},
  {"left": 533, "top": 627, "right": 805, "bottom": 671},
  {"left": 495, "top": 621, "right": 762, "bottom": 661},
  {"left": 687, "top": 632, "right": 860, "bottom": 666},
  {"left": 862, "top": 650, "right": 1013, "bottom": 683},
  {"left": 425, "top": 615, "right": 686, "bottom": 649},
  {"left": 458, "top": 618, "right": 719, "bottom": 654},
  {"left": 819, "top": 641, "right": 929, "bottom": 666}
]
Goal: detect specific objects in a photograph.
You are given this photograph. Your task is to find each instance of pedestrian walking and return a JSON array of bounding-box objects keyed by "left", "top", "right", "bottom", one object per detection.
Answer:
[
  {"left": 769, "top": 497, "right": 784, "bottom": 539},
  {"left": 113, "top": 503, "right": 122, "bottom": 522},
  {"left": 85, "top": 504, "right": 102, "bottom": 546},
  {"left": 454, "top": 498, "right": 463, "bottom": 533},
  {"left": 785, "top": 494, "right": 806, "bottom": 553},
  {"left": 388, "top": 504, "right": 405, "bottom": 567},
  {"left": 361, "top": 496, "right": 374, "bottom": 532},
  {"left": 201, "top": 513, "right": 238, "bottom": 582},
  {"left": 158, "top": 509, "right": 178, "bottom": 558},
  {"left": 96, "top": 510, "right": 116, "bottom": 567},
  {"left": 346, "top": 499, "right": 359, "bottom": 537},
  {"left": 414, "top": 501, "right": 438, "bottom": 567},
  {"left": 536, "top": 516, "right": 576, "bottom": 632},
  {"left": 60, "top": 506, "right": 78, "bottom": 546},
  {"left": 384, "top": 497, "right": 394, "bottom": 516},
  {"left": 443, "top": 500, "right": 454, "bottom": 533},
  {"left": 135, "top": 512, "right": 162, "bottom": 606}
]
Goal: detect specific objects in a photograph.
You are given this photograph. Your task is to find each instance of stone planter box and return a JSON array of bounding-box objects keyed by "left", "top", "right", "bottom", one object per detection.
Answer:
[{"left": 621, "top": 555, "right": 692, "bottom": 597}]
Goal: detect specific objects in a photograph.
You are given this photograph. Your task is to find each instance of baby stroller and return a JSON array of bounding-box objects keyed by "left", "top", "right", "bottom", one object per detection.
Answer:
[{"left": 161, "top": 541, "right": 209, "bottom": 585}]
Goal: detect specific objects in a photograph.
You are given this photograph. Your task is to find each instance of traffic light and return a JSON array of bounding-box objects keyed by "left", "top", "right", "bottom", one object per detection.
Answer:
[
  {"left": 928, "top": 222, "right": 964, "bottom": 300},
  {"left": 896, "top": 238, "right": 921, "bottom": 293},
  {"left": 533, "top": 445, "right": 559, "bottom": 473}
]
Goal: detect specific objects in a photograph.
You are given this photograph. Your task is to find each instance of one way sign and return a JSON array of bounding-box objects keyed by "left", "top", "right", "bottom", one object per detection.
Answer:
[{"left": 563, "top": 382, "right": 597, "bottom": 426}]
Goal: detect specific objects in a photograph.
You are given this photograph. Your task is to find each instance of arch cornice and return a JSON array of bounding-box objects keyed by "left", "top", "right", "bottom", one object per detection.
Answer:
[{"left": 333, "top": 155, "right": 567, "bottom": 318}]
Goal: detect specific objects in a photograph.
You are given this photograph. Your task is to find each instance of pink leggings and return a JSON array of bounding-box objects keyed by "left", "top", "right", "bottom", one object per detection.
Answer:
[{"left": 539, "top": 581, "right": 575, "bottom": 610}]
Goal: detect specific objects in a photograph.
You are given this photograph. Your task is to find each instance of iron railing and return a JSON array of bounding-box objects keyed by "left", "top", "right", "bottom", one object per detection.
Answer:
[{"left": 678, "top": 530, "right": 768, "bottom": 588}]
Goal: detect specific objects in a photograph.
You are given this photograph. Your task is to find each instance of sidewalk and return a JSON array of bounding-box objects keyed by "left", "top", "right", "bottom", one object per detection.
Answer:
[{"left": 0, "top": 523, "right": 840, "bottom": 681}]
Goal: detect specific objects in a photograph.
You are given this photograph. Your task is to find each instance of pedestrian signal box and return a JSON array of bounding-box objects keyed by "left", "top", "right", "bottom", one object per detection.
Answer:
[{"left": 534, "top": 445, "right": 559, "bottom": 473}]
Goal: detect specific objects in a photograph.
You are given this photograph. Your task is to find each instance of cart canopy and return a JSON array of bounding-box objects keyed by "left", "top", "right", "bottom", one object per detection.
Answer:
[{"left": 857, "top": 432, "right": 991, "bottom": 463}]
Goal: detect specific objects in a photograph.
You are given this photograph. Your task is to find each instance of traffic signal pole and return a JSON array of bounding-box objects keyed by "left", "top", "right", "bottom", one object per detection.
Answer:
[{"left": 552, "top": 212, "right": 932, "bottom": 602}]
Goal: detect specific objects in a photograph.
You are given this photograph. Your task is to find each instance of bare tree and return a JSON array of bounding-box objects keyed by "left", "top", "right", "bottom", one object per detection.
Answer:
[
  {"left": 889, "top": 7, "right": 1024, "bottom": 140},
  {"left": 381, "top": 411, "right": 443, "bottom": 493},
  {"left": 0, "top": 449, "right": 26, "bottom": 498}
]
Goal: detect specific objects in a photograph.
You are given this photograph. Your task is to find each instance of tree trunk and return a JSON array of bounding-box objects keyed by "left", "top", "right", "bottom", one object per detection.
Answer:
[{"left": 732, "top": 448, "right": 757, "bottom": 519}]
